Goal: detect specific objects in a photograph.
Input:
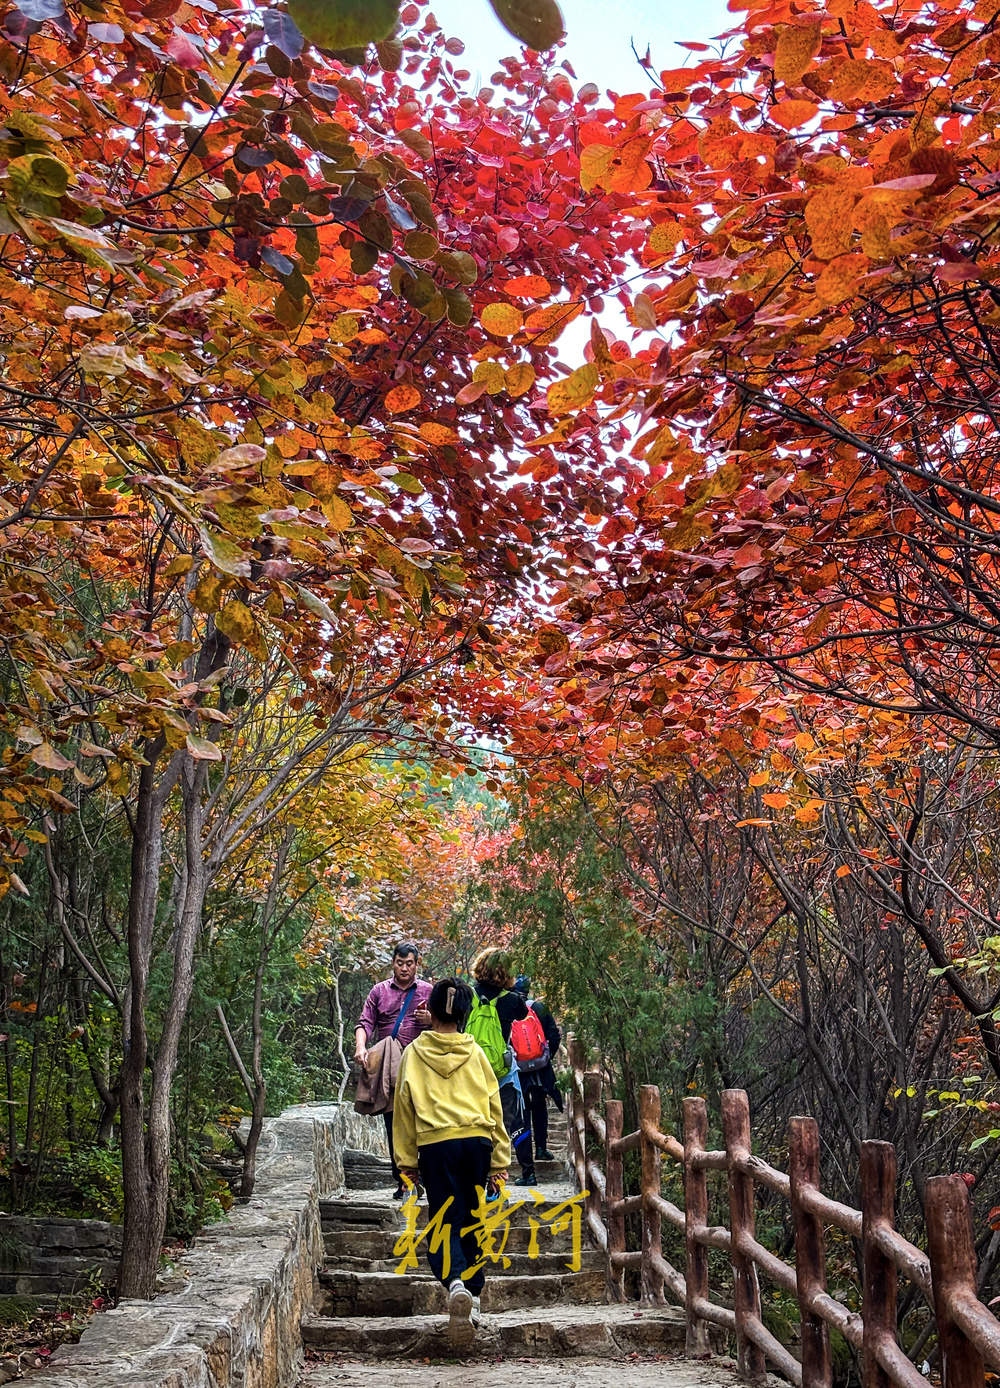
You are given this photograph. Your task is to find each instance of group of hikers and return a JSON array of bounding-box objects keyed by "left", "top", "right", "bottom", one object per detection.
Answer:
[{"left": 353, "top": 943, "right": 562, "bottom": 1332}]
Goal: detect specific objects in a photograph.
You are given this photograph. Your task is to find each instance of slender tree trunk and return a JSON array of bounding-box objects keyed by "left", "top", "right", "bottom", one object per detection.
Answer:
[
  {"left": 118, "top": 751, "right": 208, "bottom": 1298},
  {"left": 118, "top": 753, "right": 165, "bottom": 1299},
  {"left": 333, "top": 968, "right": 350, "bottom": 1103}
]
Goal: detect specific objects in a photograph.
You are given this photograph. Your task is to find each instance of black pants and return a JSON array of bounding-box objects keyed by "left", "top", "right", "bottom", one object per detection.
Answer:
[
  {"left": 417, "top": 1137, "right": 491, "bottom": 1293},
  {"left": 383, "top": 1111, "right": 400, "bottom": 1183},
  {"left": 500, "top": 1079, "right": 533, "bottom": 1173},
  {"left": 523, "top": 1081, "right": 548, "bottom": 1157}
]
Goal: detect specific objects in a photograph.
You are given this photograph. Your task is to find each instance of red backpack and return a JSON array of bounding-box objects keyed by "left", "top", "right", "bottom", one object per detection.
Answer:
[{"left": 511, "top": 1005, "right": 550, "bottom": 1072}]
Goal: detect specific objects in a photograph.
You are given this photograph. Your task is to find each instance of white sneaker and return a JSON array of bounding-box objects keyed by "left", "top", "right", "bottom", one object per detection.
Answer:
[
  {"left": 471, "top": 1294, "right": 482, "bottom": 1325},
  {"left": 448, "top": 1278, "right": 473, "bottom": 1323}
]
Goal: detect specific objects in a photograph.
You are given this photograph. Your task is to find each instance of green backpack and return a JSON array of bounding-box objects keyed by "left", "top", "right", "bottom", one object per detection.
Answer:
[{"left": 467, "top": 989, "right": 511, "bottom": 1078}]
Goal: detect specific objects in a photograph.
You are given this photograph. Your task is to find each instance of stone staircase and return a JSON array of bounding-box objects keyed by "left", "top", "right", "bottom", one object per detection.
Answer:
[{"left": 299, "top": 1105, "right": 690, "bottom": 1380}]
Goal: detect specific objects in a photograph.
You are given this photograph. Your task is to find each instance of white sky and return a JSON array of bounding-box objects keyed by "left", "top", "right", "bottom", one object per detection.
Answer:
[{"left": 426, "top": 0, "right": 735, "bottom": 92}]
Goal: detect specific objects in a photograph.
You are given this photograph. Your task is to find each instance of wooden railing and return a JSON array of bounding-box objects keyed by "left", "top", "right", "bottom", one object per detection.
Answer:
[{"left": 565, "top": 1037, "right": 1000, "bottom": 1387}]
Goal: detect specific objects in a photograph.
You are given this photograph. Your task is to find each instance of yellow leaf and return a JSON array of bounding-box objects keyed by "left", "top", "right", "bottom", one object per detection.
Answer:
[
  {"left": 580, "top": 143, "right": 615, "bottom": 192},
  {"left": 481, "top": 302, "right": 525, "bottom": 336},
  {"left": 505, "top": 362, "right": 536, "bottom": 398},
  {"left": 192, "top": 569, "right": 227, "bottom": 614},
  {"left": 322, "top": 495, "right": 353, "bottom": 531},
  {"left": 473, "top": 360, "right": 506, "bottom": 394},
  {"left": 547, "top": 362, "right": 599, "bottom": 415},
  {"left": 749, "top": 770, "right": 770, "bottom": 787},
  {"left": 214, "top": 599, "right": 256, "bottom": 645},
  {"left": 774, "top": 17, "right": 822, "bottom": 84},
  {"left": 648, "top": 221, "right": 684, "bottom": 257}
]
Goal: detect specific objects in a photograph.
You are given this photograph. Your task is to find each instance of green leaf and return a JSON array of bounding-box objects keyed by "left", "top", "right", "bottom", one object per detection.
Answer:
[
  {"left": 287, "top": 0, "right": 400, "bottom": 49},
  {"left": 488, "top": 0, "right": 565, "bottom": 51}
]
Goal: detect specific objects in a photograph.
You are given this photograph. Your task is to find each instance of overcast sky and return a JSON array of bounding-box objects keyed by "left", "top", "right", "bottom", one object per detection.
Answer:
[{"left": 425, "top": 0, "right": 735, "bottom": 93}]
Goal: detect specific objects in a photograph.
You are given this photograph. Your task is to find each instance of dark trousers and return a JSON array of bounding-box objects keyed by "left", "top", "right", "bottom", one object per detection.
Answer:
[
  {"left": 523, "top": 1082, "right": 548, "bottom": 1157},
  {"left": 500, "top": 1079, "right": 533, "bottom": 1173},
  {"left": 383, "top": 1111, "right": 399, "bottom": 1183},
  {"left": 417, "top": 1137, "right": 491, "bottom": 1293}
]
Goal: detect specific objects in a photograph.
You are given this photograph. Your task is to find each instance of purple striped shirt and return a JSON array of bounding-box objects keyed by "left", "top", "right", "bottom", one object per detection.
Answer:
[{"left": 357, "top": 977, "right": 431, "bottom": 1049}]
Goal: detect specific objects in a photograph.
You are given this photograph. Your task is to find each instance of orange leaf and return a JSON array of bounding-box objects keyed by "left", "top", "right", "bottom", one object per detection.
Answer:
[
  {"left": 805, "top": 188, "right": 858, "bottom": 260},
  {"left": 815, "top": 252, "right": 867, "bottom": 304},
  {"left": 504, "top": 275, "right": 551, "bottom": 299},
  {"left": 762, "top": 792, "right": 790, "bottom": 809},
  {"left": 384, "top": 383, "right": 421, "bottom": 413},
  {"left": 735, "top": 817, "right": 774, "bottom": 828},
  {"left": 525, "top": 302, "right": 583, "bottom": 346},
  {"left": 749, "top": 770, "right": 770, "bottom": 786},
  {"left": 418, "top": 423, "right": 458, "bottom": 446},
  {"left": 770, "top": 98, "right": 819, "bottom": 130},
  {"left": 481, "top": 302, "right": 524, "bottom": 336},
  {"left": 827, "top": 57, "right": 895, "bottom": 104},
  {"left": 836, "top": 864, "right": 852, "bottom": 878}
]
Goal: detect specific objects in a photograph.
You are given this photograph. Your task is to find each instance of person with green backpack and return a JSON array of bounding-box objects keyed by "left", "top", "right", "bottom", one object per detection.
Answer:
[{"left": 468, "top": 947, "right": 535, "bottom": 1186}]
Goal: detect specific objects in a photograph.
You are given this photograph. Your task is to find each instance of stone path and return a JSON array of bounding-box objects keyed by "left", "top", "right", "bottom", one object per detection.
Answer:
[
  {"left": 298, "top": 1108, "right": 741, "bottom": 1386},
  {"left": 302, "top": 1355, "right": 749, "bottom": 1386}
]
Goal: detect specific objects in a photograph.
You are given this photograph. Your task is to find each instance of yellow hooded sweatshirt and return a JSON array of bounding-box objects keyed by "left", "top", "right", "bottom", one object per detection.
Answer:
[{"left": 392, "top": 1030, "right": 511, "bottom": 1174}]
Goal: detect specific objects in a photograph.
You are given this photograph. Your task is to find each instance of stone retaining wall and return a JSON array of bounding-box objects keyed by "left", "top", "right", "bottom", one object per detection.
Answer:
[
  {"left": 32, "top": 1103, "right": 387, "bottom": 1388},
  {"left": 0, "top": 1217, "right": 121, "bottom": 1301}
]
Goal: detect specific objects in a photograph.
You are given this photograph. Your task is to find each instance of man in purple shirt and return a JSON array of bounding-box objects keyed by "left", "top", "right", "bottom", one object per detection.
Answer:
[{"left": 355, "top": 941, "right": 432, "bottom": 1197}]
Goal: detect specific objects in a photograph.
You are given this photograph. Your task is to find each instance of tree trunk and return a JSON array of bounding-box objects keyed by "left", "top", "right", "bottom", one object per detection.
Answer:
[
  {"left": 118, "top": 751, "right": 208, "bottom": 1299},
  {"left": 118, "top": 753, "right": 164, "bottom": 1299}
]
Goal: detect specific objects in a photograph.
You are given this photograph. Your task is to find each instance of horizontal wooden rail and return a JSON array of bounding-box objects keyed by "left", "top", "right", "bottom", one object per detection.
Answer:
[{"left": 565, "top": 1037, "right": 1000, "bottom": 1387}]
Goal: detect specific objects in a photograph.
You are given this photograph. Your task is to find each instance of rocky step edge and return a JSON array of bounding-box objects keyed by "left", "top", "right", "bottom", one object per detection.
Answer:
[
  {"left": 315, "top": 1264, "right": 606, "bottom": 1317},
  {"left": 326, "top": 1244, "right": 604, "bottom": 1276},
  {"left": 324, "top": 1218, "right": 580, "bottom": 1258},
  {"left": 341, "top": 1154, "right": 567, "bottom": 1190},
  {"left": 301, "top": 1301, "right": 686, "bottom": 1360}
]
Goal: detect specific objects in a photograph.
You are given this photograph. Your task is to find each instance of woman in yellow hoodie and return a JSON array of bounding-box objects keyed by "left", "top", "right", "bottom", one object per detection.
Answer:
[{"left": 393, "top": 976, "right": 511, "bottom": 1328}]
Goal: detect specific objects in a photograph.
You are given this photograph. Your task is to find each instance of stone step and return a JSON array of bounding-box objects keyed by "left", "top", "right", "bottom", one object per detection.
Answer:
[
  {"left": 326, "top": 1247, "right": 604, "bottom": 1276},
  {"left": 321, "top": 1187, "right": 576, "bottom": 1234},
  {"left": 324, "top": 1219, "right": 578, "bottom": 1258},
  {"left": 302, "top": 1302, "right": 687, "bottom": 1359},
  {"left": 343, "top": 1148, "right": 394, "bottom": 1190},
  {"left": 315, "top": 1266, "right": 607, "bottom": 1316}
]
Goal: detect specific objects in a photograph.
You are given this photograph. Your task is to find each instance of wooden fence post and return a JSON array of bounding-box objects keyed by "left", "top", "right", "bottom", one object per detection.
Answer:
[
  {"left": 722, "top": 1089, "right": 766, "bottom": 1383},
  {"left": 584, "top": 1069, "right": 603, "bottom": 1238},
  {"left": 788, "top": 1116, "right": 832, "bottom": 1388},
  {"left": 567, "top": 1035, "right": 586, "bottom": 1194},
  {"left": 683, "top": 1095, "right": 711, "bottom": 1353},
  {"left": 606, "top": 1097, "right": 625, "bottom": 1302},
  {"left": 926, "top": 1174, "right": 985, "bottom": 1388},
  {"left": 640, "top": 1083, "right": 666, "bottom": 1305},
  {"left": 861, "top": 1140, "right": 897, "bottom": 1388}
]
